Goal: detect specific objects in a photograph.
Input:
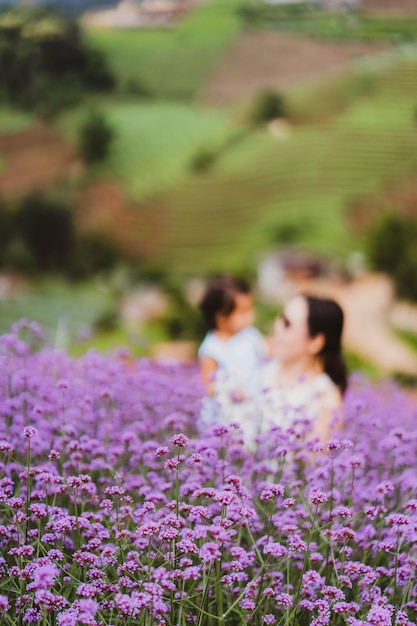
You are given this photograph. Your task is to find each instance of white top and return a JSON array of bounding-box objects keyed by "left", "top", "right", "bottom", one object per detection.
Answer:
[
  {"left": 198, "top": 326, "right": 267, "bottom": 400},
  {"left": 259, "top": 366, "right": 337, "bottom": 434},
  {"left": 198, "top": 326, "right": 268, "bottom": 438}
]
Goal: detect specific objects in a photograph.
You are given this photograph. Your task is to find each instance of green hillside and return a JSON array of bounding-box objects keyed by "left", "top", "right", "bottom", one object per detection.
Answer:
[
  {"left": 242, "top": 3, "right": 417, "bottom": 42},
  {"left": 0, "top": 108, "right": 34, "bottom": 134},
  {"left": 56, "top": 47, "right": 417, "bottom": 275},
  {"left": 3, "top": 2, "right": 417, "bottom": 279},
  {"left": 58, "top": 100, "right": 234, "bottom": 200},
  {"left": 85, "top": 0, "right": 244, "bottom": 100},
  {"left": 148, "top": 50, "right": 417, "bottom": 272},
  {"left": 0, "top": 280, "right": 114, "bottom": 340}
]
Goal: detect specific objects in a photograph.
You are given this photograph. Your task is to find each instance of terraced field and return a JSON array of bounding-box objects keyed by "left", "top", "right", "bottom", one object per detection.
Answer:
[
  {"left": 0, "top": 108, "right": 34, "bottom": 134},
  {"left": 58, "top": 100, "right": 233, "bottom": 201},
  {"left": 75, "top": 180, "right": 166, "bottom": 260},
  {"left": 0, "top": 280, "right": 114, "bottom": 342},
  {"left": 200, "top": 31, "right": 389, "bottom": 106},
  {"left": 363, "top": 0, "right": 417, "bottom": 16},
  {"left": 0, "top": 124, "right": 77, "bottom": 198},
  {"left": 150, "top": 51, "right": 417, "bottom": 273},
  {"left": 85, "top": 0, "right": 243, "bottom": 100}
]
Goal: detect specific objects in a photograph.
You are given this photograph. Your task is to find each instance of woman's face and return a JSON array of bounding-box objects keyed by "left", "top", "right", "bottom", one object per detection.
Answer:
[{"left": 273, "top": 295, "right": 316, "bottom": 363}]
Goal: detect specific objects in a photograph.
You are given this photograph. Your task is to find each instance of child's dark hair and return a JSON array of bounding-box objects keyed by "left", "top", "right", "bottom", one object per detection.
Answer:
[
  {"left": 199, "top": 275, "right": 251, "bottom": 331},
  {"left": 304, "top": 294, "right": 348, "bottom": 395}
]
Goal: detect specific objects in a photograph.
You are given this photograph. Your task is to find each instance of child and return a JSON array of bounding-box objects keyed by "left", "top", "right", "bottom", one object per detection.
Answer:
[{"left": 198, "top": 275, "right": 268, "bottom": 431}]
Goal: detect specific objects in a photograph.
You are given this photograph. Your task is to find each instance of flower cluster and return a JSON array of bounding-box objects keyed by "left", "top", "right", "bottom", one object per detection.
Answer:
[{"left": 1, "top": 321, "right": 417, "bottom": 625}]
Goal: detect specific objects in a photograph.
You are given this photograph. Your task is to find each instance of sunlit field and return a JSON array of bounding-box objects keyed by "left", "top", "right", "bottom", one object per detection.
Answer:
[
  {"left": 58, "top": 101, "right": 233, "bottom": 201},
  {"left": 152, "top": 51, "right": 417, "bottom": 272},
  {"left": 85, "top": 0, "right": 243, "bottom": 100}
]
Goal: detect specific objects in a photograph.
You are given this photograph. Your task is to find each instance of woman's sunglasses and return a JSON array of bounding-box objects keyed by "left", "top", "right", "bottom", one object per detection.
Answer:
[{"left": 280, "top": 314, "right": 291, "bottom": 328}]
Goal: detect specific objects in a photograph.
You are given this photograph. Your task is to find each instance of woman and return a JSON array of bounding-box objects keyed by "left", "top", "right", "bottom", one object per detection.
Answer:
[{"left": 260, "top": 293, "right": 347, "bottom": 443}]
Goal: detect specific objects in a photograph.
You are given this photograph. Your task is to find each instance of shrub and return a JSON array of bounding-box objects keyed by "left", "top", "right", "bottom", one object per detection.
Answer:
[
  {"left": 249, "top": 90, "right": 286, "bottom": 124},
  {"left": 78, "top": 109, "right": 114, "bottom": 164},
  {"left": 368, "top": 211, "right": 417, "bottom": 301},
  {"left": 0, "top": 6, "right": 114, "bottom": 113},
  {"left": 158, "top": 277, "right": 205, "bottom": 340},
  {"left": 76, "top": 232, "right": 121, "bottom": 276},
  {"left": 122, "top": 77, "right": 152, "bottom": 98},
  {"left": 16, "top": 193, "right": 75, "bottom": 273},
  {"left": 93, "top": 307, "right": 120, "bottom": 333},
  {"left": 0, "top": 199, "right": 16, "bottom": 265},
  {"left": 189, "top": 147, "right": 218, "bottom": 173}
]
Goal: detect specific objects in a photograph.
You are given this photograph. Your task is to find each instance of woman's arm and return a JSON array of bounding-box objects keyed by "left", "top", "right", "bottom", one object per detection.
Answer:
[{"left": 311, "top": 387, "right": 343, "bottom": 444}]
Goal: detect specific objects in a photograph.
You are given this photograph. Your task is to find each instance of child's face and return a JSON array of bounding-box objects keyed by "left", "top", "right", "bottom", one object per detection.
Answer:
[{"left": 216, "top": 293, "right": 254, "bottom": 336}]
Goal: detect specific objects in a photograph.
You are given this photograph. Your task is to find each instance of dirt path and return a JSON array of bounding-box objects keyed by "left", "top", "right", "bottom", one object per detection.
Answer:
[
  {"left": 0, "top": 124, "right": 78, "bottom": 197},
  {"left": 297, "top": 273, "right": 417, "bottom": 375},
  {"left": 363, "top": 0, "right": 417, "bottom": 15},
  {"left": 200, "top": 32, "right": 389, "bottom": 106},
  {"left": 75, "top": 180, "right": 166, "bottom": 261}
]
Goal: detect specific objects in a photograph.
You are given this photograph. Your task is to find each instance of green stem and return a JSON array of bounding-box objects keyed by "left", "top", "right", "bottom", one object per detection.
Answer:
[
  {"left": 175, "top": 466, "right": 180, "bottom": 521},
  {"left": 393, "top": 530, "right": 401, "bottom": 614},
  {"left": 215, "top": 559, "right": 224, "bottom": 626},
  {"left": 196, "top": 564, "right": 213, "bottom": 626},
  {"left": 289, "top": 508, "right": 317, "bottom": 626},
  {"left": 25, "top": 439, "right": 31, "bottom": 544}
]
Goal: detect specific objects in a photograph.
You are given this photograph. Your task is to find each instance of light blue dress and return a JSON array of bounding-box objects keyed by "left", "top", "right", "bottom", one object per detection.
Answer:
[{"left": 198, "top": 326, "right": 267, "bottom": 435}]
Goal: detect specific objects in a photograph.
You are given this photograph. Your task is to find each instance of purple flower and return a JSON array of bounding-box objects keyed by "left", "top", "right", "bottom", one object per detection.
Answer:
[
  {"left": 199, "top": 542, "right": 221, "bottom": 563},
  {"left": 309, "top": 489, "right": 329, "bottom": 506},
  {"left": 24, "top": 608, "right": 42, "bottom": 623},
  {"left": 32, "top": 563, "right": 59, "bottom": 589},
  {"left": 155, "top": 446, "right": 169, "bottom": 457},
  {"left": 0, "top": 440, "right": 14, "bottom": 454},
  {"left": 240, "top": 598, "right": 256, "bottom": 611},
  {"left": 170, "top": 433, "right": 189, "bottom": 447},
  {"left": 23, "top": 426, "right": 38, "bottom": 439},
  {"left": 263, "top": 542, "right": 288, "bottom": 558}
]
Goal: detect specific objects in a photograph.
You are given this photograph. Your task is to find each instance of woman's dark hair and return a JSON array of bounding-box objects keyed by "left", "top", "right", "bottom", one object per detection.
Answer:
[
  {"left": 304, "top": 294, "right": 348, "bottom": 394},
  {"left": 199, "top": 275, "right": 251, "bottom": 331}
]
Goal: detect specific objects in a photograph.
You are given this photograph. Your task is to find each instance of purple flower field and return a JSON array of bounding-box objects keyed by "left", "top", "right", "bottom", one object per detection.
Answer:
[{"left": 1, "top": 320, "right": 417, "bottom": 625}]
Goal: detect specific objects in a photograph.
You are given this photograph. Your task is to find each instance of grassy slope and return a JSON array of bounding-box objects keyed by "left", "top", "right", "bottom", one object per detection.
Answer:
[
  {"left": 152, "top": 51, "right": 417, "bottom": 272},
  {"left": 0, "top": 108, "right": 34, "bottom": 134},
  {"left": 58, "top": 100, "right": 233, "bottom": 201},
  {"left": 0, "top": 280, "right": 115, "bottom": 343},
  {"left": 245, "top": 5, "right": 417, "bottom": 42},
  {"left": 55, "top": 7, "right": 417, "bottom": 274},
  {"left": 85, "top": 0, "right": 244, "bottom": 100},
  {"left": 57, "top": 49, "right": 417, "bottom": 274},
  {"left": 0, "top": 108, "right": 34, "bottom": 172}
]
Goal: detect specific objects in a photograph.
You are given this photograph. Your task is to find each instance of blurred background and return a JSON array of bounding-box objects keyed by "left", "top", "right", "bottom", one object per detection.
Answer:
[{"left": 1, "top": 0, "right": 417, "bottom": 380}]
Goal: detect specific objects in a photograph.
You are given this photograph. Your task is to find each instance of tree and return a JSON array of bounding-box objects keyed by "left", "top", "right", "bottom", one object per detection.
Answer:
[
  {"left": 0, "top": 6, "right": 114, "bottom": 113},
  {"left": 249, "top": 90, "right": 286, "bottom": 124},
  {"left": 17, "top": 193, "right": 75, "bottom": 272},
  {"left": 368, "top": 211, "right": 417, "bottom": 301},
  {"left": 78, "top": 109, "right": 114, "bottom": 164}
]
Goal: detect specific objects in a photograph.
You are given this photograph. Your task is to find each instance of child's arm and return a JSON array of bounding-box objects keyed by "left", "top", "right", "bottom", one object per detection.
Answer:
[
  {"left": 264, "top": 335, "right": 275, "bottom": 359},
  {"left": 199, "top": 355, "right": 218, "bottom": 396}
]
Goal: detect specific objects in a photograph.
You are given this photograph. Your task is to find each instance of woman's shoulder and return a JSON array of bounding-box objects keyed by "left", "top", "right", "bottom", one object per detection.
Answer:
[
  {"left": 313, "top": 373, "right": 342, "bottom": 412},
  {"left": 314, "top": 372, "right": 337, "bottom": 392}
]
